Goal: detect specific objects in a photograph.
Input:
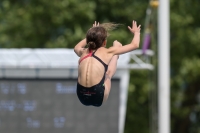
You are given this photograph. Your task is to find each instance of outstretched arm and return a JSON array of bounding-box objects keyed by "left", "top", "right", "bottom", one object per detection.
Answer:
[
  {"left": 74, "top": 21, "right": 100, "bottom": 57},
  {"left": 107, "top": 20, "right": 141, "bottom": 55}
]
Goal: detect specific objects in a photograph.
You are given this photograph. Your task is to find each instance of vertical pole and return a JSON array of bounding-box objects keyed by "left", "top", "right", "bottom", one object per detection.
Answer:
[
  {"left": 119, "top": 70, "right": 130, "bottom": 133},
  {"left": 158, "top": 0, "right": 170, "bottom": 133}
]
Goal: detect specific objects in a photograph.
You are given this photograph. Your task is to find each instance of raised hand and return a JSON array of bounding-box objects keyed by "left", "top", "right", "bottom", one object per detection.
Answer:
[
  {"left": 93, "top": 21, "right": 100, "bottom": 27},
  {"left": 128, "top": 20, "right": 141, "bottom": 34}
]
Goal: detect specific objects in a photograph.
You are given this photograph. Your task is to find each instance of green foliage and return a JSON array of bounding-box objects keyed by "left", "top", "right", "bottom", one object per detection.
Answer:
[
  {"left": 171, "top": 58, "right": 200, "bottom": 133},
  {"left": 0, "top": 0, "right": 148, "bottom": 48},
  {"left": 0, "top": 0, "right": 147, "bottom": 48},
  {"left": 125, "top": 70, "right": 151, "bottom": 133},
  {"left": 0, "top": 0, "right": 96, "bottom": 48},
  {"left": 170, "top": 0, "right": 200, "bottom": 133}
]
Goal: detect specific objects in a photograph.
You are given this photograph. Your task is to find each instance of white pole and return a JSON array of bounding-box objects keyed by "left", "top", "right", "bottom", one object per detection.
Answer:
[
  {"left": 158, "top": 0, "right": 170, "bottom": 133},
  {"left": 119, "top": 70, "right": 130, "bottom": 133}
]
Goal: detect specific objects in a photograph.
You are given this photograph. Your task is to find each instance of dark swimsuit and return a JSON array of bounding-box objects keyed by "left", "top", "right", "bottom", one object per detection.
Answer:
[{"left": 77, "top": 50, "right": 108, "bottom": 107}]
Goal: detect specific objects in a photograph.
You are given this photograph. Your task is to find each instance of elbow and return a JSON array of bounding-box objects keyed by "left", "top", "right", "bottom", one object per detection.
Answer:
[
  {"left": 74, "top": 45, "right": 79, "bottom": 52},
  {"left": 131, "top": 43, "right": 139, "bottom": 49},
  {"left": 74, "top": 46, "right": 78, "bottom": 55},
  {"left": 135, "top": 43, "right": 139, "bottom": 49},
  {"left": 73, "top": 46, "right": 77, "bottom": 52}
]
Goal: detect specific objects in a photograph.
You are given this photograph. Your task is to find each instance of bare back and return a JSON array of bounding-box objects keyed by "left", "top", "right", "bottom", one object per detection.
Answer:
[{"left": 78, "top": 47, "right": 112, "bottom": 87}]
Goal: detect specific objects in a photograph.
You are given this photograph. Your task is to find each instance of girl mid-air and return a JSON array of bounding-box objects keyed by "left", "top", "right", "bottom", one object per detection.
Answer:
[{"left": 74, "top": 20, "right": 141, "bottom": 107}]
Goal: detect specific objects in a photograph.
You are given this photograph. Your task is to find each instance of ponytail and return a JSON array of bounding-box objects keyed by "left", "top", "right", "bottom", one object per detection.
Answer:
[{"left": 87, "top": 41, "right": 96, "bottom": 51}]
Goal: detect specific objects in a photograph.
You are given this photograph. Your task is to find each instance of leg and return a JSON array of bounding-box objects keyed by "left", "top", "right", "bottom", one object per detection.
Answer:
[{"left": 103, "top": 55, "right": 119, "bottom": 102}]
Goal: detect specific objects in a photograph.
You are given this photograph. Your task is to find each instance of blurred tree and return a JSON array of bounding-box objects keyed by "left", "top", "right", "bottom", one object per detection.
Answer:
[
  {"left": 0, "top": 0, "right": 96, "bottom": 48},
  {"left": 125, "top": 70, "right": 152, "bottom": 133},
  {"left": 170, "top": 0, "right": 200, "bottom": 133},
  {"left": 0, "top": 0, "right": 149, "bottom": 48}
]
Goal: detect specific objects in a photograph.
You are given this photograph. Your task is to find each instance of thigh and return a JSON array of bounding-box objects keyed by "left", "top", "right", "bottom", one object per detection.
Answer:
[{"left": 103, "top": 74, "right": 112, "bottom": 102}]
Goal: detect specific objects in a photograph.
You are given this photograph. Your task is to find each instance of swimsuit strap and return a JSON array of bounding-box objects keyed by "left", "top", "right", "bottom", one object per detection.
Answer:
[
  {"left": 92, "top": 50, "right": 108, "bottom": 72},
  {"left": 79, "top": 49, "right": 108, "bottom": 72},
  {"left": 79, "top": 50, "right": 93, "bottom": 64}
]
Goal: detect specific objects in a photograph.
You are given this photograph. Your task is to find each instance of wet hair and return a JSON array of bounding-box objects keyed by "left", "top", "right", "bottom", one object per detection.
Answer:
[{"left": 86, "top": 23, "right": 121, "bottom": 51}]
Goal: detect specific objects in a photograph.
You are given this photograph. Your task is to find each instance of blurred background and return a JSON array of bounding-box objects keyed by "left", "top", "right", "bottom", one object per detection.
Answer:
[{"left": 0, "top": 0, "right": 200, "bottom": 133}]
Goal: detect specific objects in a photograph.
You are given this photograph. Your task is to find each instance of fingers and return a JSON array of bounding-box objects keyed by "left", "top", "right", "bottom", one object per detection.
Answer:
[
  {"left": 137, "top": 25, "right": 141, "bottom": 30},
  {"left": 128, "top": 20, "right": 137, "bottom": 29},
  {"left": 132, "top": 20, "right": 137, "bottom": 27},
  {"left": 138, "top": 25, "right": 141, "bottom": 30},
  {"left": 132, "top": 20, "right": 135, "bottom": 27},
  {"left": 93, "top": 21, "right": 100, "bottom": 27},
  {"left": 128, "top": 26, "right": 132, "bottom": 30},
  {"left": 128, "top": 20, "right": 141, "bottom": 33},
  {"left": 92, "top": 21, "right": 95, "bottom": 27}
]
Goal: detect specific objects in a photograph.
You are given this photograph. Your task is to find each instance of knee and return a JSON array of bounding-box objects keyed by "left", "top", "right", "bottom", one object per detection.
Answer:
[
  {"left": 106, "top": 70, "right": 110, "bottom": 76},
  {"left": 106, "top": 71, "right": 112, "bottom": 79}
]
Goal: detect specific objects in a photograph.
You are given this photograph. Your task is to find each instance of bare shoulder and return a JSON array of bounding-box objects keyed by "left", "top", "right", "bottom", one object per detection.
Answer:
[{"left": 95, "top": 47, "right": 114, "bottom": 64}]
